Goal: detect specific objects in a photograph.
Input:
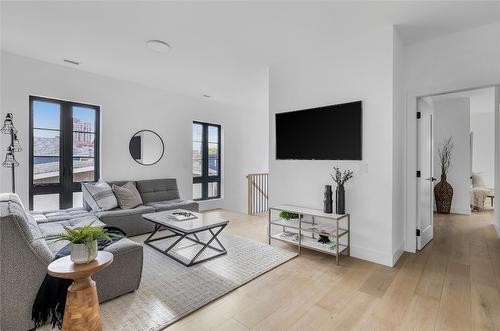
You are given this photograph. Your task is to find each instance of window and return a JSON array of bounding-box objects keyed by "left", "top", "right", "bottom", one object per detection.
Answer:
[
  {"left": 193, "top": 121, "right": 221, "bottom": 200},
  {"left": 30, "top": 96, "right": 100, "bottom": 210}
]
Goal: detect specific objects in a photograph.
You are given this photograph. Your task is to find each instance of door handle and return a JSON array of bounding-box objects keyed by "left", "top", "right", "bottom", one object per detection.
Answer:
[{"left": 426, "top": 177, "right": 436, "bottom": 182}]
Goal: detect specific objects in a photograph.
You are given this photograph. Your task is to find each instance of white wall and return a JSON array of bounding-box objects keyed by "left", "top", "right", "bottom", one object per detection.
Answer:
[
  {"left": 0, "top": 52, "right": 269, "bottom": 214},
  {"left": 269, "top": 25, "right": 397, "bottom": 266},
  {"left": 404, "top": 21, "right": 500, "bottom": 250},
  {"left": 433, "top": 98, "right": 471, "bottom": 214},
  {"left": 471, "top": 113, "right": 495, "bottom": 187},
  {"left": 469, "top": 88, "right": 496, "bottom": 188},
  {"left": 392, "top": 29, "right": 405, "bottom": 264}
]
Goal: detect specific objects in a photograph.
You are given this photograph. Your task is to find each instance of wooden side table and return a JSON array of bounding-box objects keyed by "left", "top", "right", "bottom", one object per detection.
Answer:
[{"left": 48, "top": 251, "right": 113, "bottom": 331}]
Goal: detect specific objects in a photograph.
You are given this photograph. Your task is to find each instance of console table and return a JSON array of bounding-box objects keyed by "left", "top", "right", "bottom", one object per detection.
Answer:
[{"left": 268, "top": 205, "right": 350, "bottom": 264}]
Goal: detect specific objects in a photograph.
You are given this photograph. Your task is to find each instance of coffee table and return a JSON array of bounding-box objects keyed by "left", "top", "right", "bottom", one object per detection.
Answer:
[{"left": 142, "top": 209, "right": 229, "bottom": 266}]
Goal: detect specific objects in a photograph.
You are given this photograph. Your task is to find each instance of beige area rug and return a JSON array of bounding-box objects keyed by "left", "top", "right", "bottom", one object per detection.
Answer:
[{"left": 43, "top": 233, "right": 297, "bottom": 331}]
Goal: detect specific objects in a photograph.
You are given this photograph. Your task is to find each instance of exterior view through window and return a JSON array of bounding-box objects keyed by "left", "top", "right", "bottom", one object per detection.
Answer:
[
  {"left": 30, "top": 96, "right": 99, "bottom": 210},
  {"left": 192, "top": 121, "right": 221, "bottom": 200}
]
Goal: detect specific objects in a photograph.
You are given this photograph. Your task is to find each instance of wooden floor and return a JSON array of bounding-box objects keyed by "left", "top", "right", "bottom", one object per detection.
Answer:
[{"left": 165, "top": 209, "right": 500, "bottom": 331}]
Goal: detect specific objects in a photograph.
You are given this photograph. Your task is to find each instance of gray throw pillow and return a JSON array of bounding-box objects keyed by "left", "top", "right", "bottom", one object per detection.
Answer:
[
  {"left": 82, "top": 181, "right": 118, "bottom": 211},
  {"left": 113, "top": 182, "right": 143, "bottom": 209}
]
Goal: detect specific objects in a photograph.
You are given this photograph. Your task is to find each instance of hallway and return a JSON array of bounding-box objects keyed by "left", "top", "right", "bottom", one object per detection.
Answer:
[{"left": 423, "top": 211, "right": 500, "bottom": 330}]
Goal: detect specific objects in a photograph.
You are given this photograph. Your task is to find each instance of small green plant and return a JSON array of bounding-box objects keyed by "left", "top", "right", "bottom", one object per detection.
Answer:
[
  {"left": 44, "top": 221, "right": 117, "bottom": 256},
  {"left": 279, "top": 211, "right": 299, "bottom": 220}
]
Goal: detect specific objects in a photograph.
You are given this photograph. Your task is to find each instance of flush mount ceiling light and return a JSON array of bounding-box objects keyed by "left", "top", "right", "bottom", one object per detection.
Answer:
[{"left": 146, "top": 40, "right": 172, "bottom": 52}]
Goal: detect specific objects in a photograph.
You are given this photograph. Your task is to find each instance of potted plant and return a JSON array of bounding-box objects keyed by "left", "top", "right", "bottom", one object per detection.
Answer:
[
  {"left": 434, "top": 137, "right": 454, "bottom": 213},
  {"left": 279, "top": 211, "right": 299, "bottom": 222},
  {"left": 331, "top": 166, "right": 354, "bottom": 214},
  {"left": 45, "top": 222, "right": 116, "bottom": 264}
]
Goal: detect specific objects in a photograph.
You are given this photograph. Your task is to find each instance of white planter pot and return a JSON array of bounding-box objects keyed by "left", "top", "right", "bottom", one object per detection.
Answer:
[{"left": 70, "top": 241, "right": 98, "bottom": 264}]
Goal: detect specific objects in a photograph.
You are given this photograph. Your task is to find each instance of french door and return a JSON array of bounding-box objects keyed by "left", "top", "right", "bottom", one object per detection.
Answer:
[{"left": 29, "top": 96, "right": 100, "bottom": 210}]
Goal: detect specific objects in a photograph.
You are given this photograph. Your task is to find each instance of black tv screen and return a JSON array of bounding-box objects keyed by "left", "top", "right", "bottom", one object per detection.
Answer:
[{"left": 276, "top": 101, "right": 362, "bottom": 160}]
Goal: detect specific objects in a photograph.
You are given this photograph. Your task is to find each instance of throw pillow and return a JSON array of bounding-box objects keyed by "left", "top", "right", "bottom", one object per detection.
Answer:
[
  {"left": 112, "top": 182, "right": 143, "bottom": 209},
  {"left": 81, "top": 181, "right": 118, "bottom": 211}
]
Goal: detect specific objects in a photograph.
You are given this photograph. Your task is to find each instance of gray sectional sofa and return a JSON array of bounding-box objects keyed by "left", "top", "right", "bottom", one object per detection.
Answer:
[
  {"left": 0, "top": 193, "right": 144, "bottom": 331},
  {"left": 0, "top": 178, "right": 198, "bottom": 330}
]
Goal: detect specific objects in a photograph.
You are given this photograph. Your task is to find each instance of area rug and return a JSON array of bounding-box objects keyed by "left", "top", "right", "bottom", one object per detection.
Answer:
[{"left": 43, "top": 233, "right": 297, "bottom": 331}]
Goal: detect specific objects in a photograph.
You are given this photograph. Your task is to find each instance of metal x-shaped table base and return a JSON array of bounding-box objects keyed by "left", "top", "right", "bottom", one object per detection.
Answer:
[{"left": 144, "top": 223, "right": 227, "bottom": 267}]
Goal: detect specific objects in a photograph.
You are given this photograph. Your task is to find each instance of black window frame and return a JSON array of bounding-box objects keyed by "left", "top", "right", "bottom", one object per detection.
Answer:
[
  {"left": 192, "top": 121, "right": 221, "bottom": 201},
  {"left": 29, "top": 96, "right": 100, "bottom": 210}
]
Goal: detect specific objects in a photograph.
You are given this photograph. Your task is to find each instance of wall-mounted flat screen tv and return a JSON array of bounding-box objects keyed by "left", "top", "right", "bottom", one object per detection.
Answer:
[{"left": 275, "top": 101, "right": 362, "bottom": 160}]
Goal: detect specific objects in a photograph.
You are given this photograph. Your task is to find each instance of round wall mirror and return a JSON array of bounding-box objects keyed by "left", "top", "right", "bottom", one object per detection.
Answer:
[{"left": 129, "top": 130, "right": 165, "bottom": 166}]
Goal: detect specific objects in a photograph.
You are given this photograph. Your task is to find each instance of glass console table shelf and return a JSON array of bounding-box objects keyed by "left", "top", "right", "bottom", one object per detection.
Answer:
[{"left": 268, "top": 205, "right": 350, "bottom": 265}]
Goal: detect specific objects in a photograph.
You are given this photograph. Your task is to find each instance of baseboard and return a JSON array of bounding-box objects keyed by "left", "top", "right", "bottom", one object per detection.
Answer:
[
  {"left": 350, "top": 245, "right": 394, "bottom": 267},
  {"left": 450, "top": 207, "right": 471, "bottom": 215},
  {"left": 392, "top": 242, "right": 405, "bottom": 266}
]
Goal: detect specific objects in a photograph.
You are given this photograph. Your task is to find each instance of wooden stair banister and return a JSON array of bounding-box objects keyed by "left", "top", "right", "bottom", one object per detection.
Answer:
[{"left": 247, "top": 173, "right": 269, "bottom": 215}]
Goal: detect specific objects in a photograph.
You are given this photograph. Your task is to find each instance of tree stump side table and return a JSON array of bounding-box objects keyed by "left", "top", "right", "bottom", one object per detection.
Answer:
[{"left": 48, "top": 251, "right": 113, "bottom": 331}]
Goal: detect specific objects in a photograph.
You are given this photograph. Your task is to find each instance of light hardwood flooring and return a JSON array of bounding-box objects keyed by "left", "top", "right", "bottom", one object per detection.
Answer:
[{"left": 164, "top": 209, "right": 500, "bottom": 331}]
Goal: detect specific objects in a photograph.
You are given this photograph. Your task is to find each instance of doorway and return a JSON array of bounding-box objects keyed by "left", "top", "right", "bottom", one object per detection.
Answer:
[{"left": 416, "top": 86, "right": 498, "bottom": 250}]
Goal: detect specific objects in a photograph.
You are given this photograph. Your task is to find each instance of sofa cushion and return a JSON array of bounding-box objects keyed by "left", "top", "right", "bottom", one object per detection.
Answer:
[
  {"left": 145, "top": 199, "right": 199, "bottom": 212},
  {"left": 82, "top": 181, "right": 118, "bottom": 211},
  {"left": 113, "top": 182, "right": 143, "bottom": 209},
  {"left": 136, "top": 178, "right": 180, "bottom": 204},
  {"left": 30, "top": 207, "right": 93, "bottom": 223},
  {"left": 38, "top": 216, "right": 104, "bottom": 236},
  {"left": 40, "top": 217, "right": 106, "bottom": 254},
  {"left": 94, "top": 205, "right": 155, "bottom": 218}
]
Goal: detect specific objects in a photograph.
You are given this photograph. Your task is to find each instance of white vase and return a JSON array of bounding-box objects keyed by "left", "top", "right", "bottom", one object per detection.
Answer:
[{"left": 70, "top": 241, "right": 98, "bottom": 264}]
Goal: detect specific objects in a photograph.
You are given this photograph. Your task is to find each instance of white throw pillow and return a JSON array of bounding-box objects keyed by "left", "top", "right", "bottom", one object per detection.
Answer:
[{"left": 82, "top": 180, "right": 118, "bottom": 211}]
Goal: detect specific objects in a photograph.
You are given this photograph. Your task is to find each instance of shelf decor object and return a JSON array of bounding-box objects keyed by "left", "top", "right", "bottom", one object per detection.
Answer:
[
  {"left": 331, "top": 166, "right": 354, "bottom": 215},
  {"left": 323, "top": 185, "right": 333, "bottom": 214},
  {"left": 1, "top": 113, "right": 21, "bottom": 193},
  {"left": 268, "top": 205, "right": 350, "bottom": 265}
]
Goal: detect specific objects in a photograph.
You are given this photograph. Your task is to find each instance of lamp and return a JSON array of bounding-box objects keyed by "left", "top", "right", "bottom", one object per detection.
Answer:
[
  {"left": 1, "top": 113, "right": 15, "bottom": 134},
  {"left": 2, "top": 149, "right": 19, "bottom": 167},
  {"left": 1, "top": 113, "right": 20, "bottom": 192},
  {"left": 12, "top": 133, "right": 22, "bottom": 152}
]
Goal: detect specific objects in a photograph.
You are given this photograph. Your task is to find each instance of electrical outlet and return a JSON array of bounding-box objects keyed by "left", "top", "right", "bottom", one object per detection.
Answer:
[{"left": 358, "top": 163, "right": 368, "bottom": 174}]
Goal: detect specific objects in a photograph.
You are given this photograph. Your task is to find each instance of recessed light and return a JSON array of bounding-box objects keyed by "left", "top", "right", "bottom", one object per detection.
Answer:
[
  {"left": 146, "top": 40, "right": 172, "bottom": 52},
  {"left": 202, "top": 95, "right": 211, "bottom": 98},
  {"left": 63, "top": 59, "right": 80, "bottom": 65}
]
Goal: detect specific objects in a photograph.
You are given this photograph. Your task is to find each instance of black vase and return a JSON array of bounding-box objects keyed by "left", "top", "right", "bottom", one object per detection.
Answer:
[
  {"left": 336, "top": 184, "right": 345, "bottom": 214},
  {"left": 323, "top": 185, "right": 333, "bottom": 214}
]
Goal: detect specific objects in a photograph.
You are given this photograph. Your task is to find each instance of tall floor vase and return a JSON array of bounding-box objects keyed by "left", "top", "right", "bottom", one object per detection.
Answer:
[{"left": 434, "top": 175, "right": 453, "bottom": 213}]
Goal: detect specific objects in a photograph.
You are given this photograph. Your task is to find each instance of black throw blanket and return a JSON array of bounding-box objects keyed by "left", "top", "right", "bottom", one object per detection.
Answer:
[{"left": 32, "top": 226, "right": 126, "bottom": 329}]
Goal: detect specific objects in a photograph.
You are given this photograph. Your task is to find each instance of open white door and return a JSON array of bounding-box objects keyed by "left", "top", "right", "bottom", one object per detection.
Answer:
[{"left": 417, "top": 98, "right": 434, "bottom": 250}]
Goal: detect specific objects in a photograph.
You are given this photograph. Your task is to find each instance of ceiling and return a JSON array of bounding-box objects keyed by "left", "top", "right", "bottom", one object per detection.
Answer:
[{"left": 2, "top": 1, "right": 499, "bottom": 106}]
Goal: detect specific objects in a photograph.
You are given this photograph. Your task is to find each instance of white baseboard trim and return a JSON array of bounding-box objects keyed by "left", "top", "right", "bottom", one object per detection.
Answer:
[
  {"left": 350, "top": 245, "right": 394, "bottom": 267},
  {"left": 450, "top": 207, "right": 471, "bottom": 215},
  {"left": 392, "top": 242, "right": 405, "bottom": 266}
]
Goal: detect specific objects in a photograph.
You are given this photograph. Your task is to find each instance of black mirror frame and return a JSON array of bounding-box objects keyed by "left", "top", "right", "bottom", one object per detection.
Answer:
[{"left": 129, "top": 129, "right": 165, "bottom": 166}]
